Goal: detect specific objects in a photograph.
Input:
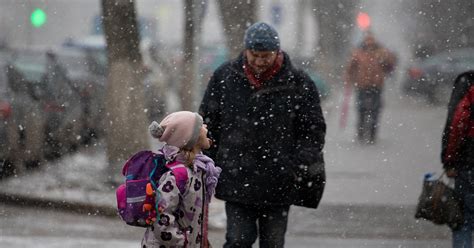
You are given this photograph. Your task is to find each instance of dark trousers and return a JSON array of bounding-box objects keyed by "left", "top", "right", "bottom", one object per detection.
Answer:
[
  {"left": 223, "top": 201, "right": 290, "bottom": 248},
  {"left": 355, "top": 87, "right": 382, "bottom": 144},
  {"left": 453, "top": 169, "right": 474, "bottom": 247}
]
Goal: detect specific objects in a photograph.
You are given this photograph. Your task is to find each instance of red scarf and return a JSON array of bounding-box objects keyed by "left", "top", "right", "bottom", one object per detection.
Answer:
[{"left": 244, "top": 51, "right": 284, "bottom": 89}]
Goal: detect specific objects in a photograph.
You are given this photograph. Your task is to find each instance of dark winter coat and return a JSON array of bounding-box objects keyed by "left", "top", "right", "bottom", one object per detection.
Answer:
[
  {"left": 441, "top": 71, "right": 474, "bottom": 224},
  {"left": 199, "top": 52, "right": 326, "bottom": 208}
]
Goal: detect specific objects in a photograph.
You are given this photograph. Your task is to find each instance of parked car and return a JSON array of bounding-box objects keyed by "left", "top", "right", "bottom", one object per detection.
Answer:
[
  {"left": 52, "top": 47, "right": 107, "bottom": 144},
  {"left": 63, "top": 35, "right": 167, "bottom": 122},
  {"left": 0, "top": 49, "right": 15, "bottom": 177},
  {"left": 5, "top": 48, "right": 96, "bottom": 160},
  {"left": 402, "top": 47, "right": 474, "bottom": 104},
  {"left": 3, "top": 49, "right": 47, "bottom": 169},
  {"left": 0, "top": 45, "right": 112, "bottom": 176}
]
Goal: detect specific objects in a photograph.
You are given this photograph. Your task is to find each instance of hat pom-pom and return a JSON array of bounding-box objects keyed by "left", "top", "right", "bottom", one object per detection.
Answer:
[{"left": 149, "top": 121, "right": 164, "bottom": 139}]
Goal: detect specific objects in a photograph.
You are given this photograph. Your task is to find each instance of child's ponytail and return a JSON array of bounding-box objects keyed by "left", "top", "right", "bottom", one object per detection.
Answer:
[{"left": 180, "top": 148, "right": 197, "bottom": 169}]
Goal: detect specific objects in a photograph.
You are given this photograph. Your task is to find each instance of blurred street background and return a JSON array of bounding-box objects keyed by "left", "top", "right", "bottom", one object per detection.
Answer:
[
  {"left": 0, "top": 86, "right": 454, "bottom": 246},
  {"left": 0, "top": 0, "right": 473, "bottom": 247}
]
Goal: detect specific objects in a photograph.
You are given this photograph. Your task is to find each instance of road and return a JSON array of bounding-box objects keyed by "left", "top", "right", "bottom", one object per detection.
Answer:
[{"left": 0, "top": 203, "right": 451, "bottom": 248}]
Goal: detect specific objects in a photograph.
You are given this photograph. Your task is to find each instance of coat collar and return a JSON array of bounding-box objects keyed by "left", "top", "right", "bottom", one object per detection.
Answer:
[{"left": 228, "top": 51, "right": 296, "bottom": 89}]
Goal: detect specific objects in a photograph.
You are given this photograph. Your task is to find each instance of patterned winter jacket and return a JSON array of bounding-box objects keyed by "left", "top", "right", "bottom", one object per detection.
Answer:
[{"left": 142, "top": 147, "right": 221, "bottom": 248}]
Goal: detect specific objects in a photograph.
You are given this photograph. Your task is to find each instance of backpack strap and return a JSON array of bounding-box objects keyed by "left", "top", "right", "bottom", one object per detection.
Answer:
[
  {"left": 149, "top": 157, "right": 164, "bottom": 190},
  {"left": 165, "top": 161, "right": 189, "bottom": 194}
]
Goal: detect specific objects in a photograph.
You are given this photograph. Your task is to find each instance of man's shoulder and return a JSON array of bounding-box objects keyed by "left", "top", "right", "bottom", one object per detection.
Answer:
[
  {"left": 214, "top": 56, "right": 242, "bottom": 74},
  {"left": 286, "top": 66, "right": 313, "bottom": 85},
  {"left": 278, "top": 54, "right": 308, "bottom": 80}
]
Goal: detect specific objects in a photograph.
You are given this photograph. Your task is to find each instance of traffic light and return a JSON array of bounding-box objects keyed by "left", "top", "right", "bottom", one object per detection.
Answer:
[
  {"left": 30, "top": 8, "right": 47, "bottom": 28},
  {"left": 356, "top": 12, "right": 371, "bottom": 31}
]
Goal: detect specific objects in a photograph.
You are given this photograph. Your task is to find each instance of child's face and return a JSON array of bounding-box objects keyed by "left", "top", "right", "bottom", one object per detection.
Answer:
[{"left": 197, "top": 124, "right": 211, "bottom": 150}]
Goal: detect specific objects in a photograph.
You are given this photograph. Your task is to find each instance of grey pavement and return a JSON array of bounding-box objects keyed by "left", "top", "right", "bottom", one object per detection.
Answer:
[
  {"left": 0, "top": 203, "right": 450, "bottom": 248},
  {"left": 0, "top": 81, "right": 454, "bottom": 245},
  {"left": 322, "top": 84, "right": 448, "bottom": 206}
]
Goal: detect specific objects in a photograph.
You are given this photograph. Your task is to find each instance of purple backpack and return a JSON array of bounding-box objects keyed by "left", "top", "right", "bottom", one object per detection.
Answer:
[{"left": 115, "top": 150, "right": 188, "bottom": 227}]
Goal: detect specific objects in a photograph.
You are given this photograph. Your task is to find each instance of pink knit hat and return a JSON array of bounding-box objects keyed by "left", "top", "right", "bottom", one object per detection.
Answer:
[{"left": 148, "top": 111, "right": 203, "bottom": 149}]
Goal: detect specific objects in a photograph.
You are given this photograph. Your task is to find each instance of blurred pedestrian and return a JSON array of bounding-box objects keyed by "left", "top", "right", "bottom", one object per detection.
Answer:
[
  {"left": 344, "top": 31, "right": 397, "bottom": 144},
  {"left": 199, "top": 22, "right": 326, "bottom": 248},
  {"left": 441, "top": 71, "right": 474, "bottom": 248},
  {"left": 143, "top": 111, "right": 221, "bottom": 248}
]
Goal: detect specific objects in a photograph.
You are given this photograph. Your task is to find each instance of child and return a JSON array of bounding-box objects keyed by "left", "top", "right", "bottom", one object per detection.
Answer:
[{"left": 142, "top": 111, "right": 221, "bottom": 248}]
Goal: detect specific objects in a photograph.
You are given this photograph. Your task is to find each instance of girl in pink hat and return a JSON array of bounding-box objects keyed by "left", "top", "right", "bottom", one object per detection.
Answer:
[{"left": 142, "top": 111, "right": 221, "bottom": 248}]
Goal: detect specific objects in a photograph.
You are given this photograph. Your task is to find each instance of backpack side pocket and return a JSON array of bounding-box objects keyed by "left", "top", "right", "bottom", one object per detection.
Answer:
[{"left": 123, "top": 179, "right": 150, "bottom": 227}]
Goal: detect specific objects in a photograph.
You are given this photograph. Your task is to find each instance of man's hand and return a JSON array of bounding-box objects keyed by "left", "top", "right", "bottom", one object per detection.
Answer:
[{"left": 445, "top": 168, "right": 458, "bottom": 178}]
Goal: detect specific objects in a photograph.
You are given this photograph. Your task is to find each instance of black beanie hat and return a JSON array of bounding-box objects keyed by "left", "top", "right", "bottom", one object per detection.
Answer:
[{"left": 244, "top": 22, "right": 280, "bottom": 51}]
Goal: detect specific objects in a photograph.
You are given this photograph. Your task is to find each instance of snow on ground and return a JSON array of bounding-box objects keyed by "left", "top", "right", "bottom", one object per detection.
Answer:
[
  {"left": 0, "top": 140, "right": 227, "bottom": 228},
  {"left": 1, "top": 145, "right": 114, "bottom": 207},
  {"left": 0, "top": 236, "right": 137, "bottom": 248},
  {"left": 0, "top": 79, "right": 450, "bottom": 230}
]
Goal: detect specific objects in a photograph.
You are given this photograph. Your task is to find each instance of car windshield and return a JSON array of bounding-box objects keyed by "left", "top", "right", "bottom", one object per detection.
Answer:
[
  {"left": 57, "top": 51, "right": 90, "bottom": 76},
  {"left": 452, "top": 50, "right": 474, "bottom": 65},
  {"left": 87, "top": 50, "right": 107, "bottom": 75},
  {"left": 12, "top": 52, "right": 47, "bottom": 82}
]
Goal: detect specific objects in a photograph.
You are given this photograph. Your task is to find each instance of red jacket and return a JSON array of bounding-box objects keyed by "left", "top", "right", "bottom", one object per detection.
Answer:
[
  {"left": 442, "top": 71, "right": 474, "bottom": 170},
  {"left": 345, "top": 44, "right": 396, "bottom": 89}
]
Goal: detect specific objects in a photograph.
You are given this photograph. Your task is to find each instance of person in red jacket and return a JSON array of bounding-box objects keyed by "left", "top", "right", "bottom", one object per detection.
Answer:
[
  {"left": 441, "top": 71, "right": 474, "bottom": 248},
  {"left": 344, "top": 32, "right": 397, "bottom": 144}
]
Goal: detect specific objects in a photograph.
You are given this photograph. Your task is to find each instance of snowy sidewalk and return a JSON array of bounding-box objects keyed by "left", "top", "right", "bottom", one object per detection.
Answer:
[
  {"left": 0, "top": 84, "right": 453, "bottom": 238},
  {"left": 0, "top": 145, "right": 227, "bottom": 229},
  {"left": 0, "top": 145, "right": 451, "bottom": 242}
]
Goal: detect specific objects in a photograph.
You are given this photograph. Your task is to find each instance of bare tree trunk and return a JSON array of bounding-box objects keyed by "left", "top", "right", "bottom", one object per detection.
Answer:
[
  {"left": 217, "top": 0, "right": 258, "bottom": 59},
  {"left": 312, "top": 0, "right": 357, "bottom": 84},
  {"left": 180, "top": 0, "right": 206, "bottom": 111},
  {"left": 430, "top": 0, "right": 473, "bottom": 50},
  {"left": 406, "top": 0, "right": 474, "bottom": 53},
  {"left": 181, "top": 0, "right": 195, "bottom": 111},
  {"left": 102, "top": 0, "right": 149, "bottom": 183},
  {"left": 294, "top": 0, "right": 306, "bottom": 58}
]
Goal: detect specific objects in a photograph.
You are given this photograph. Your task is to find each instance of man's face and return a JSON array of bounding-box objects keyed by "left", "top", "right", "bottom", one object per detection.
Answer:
[
  {"left": 364, "top": 35, "right": 376, "bottom": 48},
  {"left": 245, "top": 50, "right": 278, "bottom": 74}
]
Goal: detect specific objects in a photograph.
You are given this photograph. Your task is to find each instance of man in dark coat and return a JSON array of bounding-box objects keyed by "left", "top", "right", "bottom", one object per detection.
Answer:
[
  {"left": 199, "top": 22, "right": 326, "bottom": 248},
  {"left": 441, "top": 71, "right": 474, "bottom": 247}
]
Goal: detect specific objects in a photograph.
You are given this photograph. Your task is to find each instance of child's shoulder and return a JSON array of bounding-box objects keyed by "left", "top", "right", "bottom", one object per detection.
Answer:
[
  {"left": 159, "top": 170, "right": 174, "bottom": 181},
  {"left": 159, "top": 163, "right": 195, "bottom": 194}
]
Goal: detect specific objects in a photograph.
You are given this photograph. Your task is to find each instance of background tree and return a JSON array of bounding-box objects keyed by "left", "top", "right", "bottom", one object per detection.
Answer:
[
  {"left": 180, "top": 0, "right": 201, "bottom": 111},
  {"left": 102, "top": 0, "right": 149, "bottom": 183},
  {"left": 311, "top": 0, "right": 358, "bottom": 85},
  {"left": 294, "top": 0, "right": 308, "bottom": 59},
  {"left": 425, "top": 0, "right": 474, "bottom": 50},
  {"left": 403, "top": 0, "right": 474, "bottom": 56},
  {"left": 217, "top": 0, "right": 258, "bottom": 59}
]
